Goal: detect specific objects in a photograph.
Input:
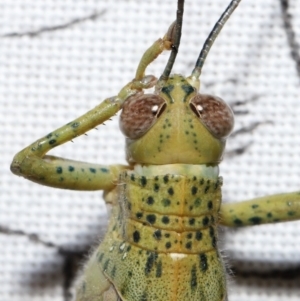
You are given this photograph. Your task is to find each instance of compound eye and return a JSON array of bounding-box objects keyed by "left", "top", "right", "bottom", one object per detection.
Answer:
[
  {"left": 120, "top": 93, "right": 166, "bottom": 139},
  {"left": 190, "top": 94, "right": 234, "bottom": 139}
]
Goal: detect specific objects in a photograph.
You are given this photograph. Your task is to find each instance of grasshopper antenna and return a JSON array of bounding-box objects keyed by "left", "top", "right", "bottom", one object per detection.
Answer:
[
  {"left": 190, "top": 0, "right": 241, "bottom": 81},
  {"left": 159, "top": 0, "right": 184, "bottom": 81}
]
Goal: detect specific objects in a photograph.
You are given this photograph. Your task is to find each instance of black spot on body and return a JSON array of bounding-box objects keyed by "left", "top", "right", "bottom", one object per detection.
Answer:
[
  {"left": 131, "top": 174, "right": 135, "bottom": 181},
  {"left": 136, "top": 212, "right": 143, "bottom": 219},
  {"left": 162, "top": 199, "right": 171, "bottom": 206},
  {"left": 133, "top": 230, "right": 141, "bottom": 243},
  {"left": 211, "top": 236, "right": 217, "bottom": 249},
  {"left": 156, "top": 260, "right": 162, "bottom": 278},
  {"left": 165, "top": 242, "right": 171, "bottom": 249},
  {"left": 100, "top": 167, "right": 108, "bottom": 173},
  {"left": 249, "top": 216, "right": 262, "bottom": 225},
  {"left": 154, "top": 183, "right": 159, "bottom": 192},
  {"left": 161, "top": 216, "right": 170, "bottom": 224},
  {"left": 89, "top": 168, "right": 96, "bottom": 173},
  {"left": 103, "top": 259, "right": 110, "bottom": 270},
  {"left": 208, "top": 201, "right": 213, "bottom": 210},
  {"left": 49, "top": 139, "right": 56, "bottom": 145},
  {"left": 120, "top": 288, "right": 125, "bottom": 296},
  {"left": 56, "top": 167, "right": 63, "bottom": 174},
  {"left": 252, "top": 204, "right": 259, "bottom": 209},
  {"left": 71, "top": 122, "right": 79, "bottom": 128},
  {"left": 153, "top": 230, "right": 162, "bottom": 240},
  {"left": 146, "top": 214, "right": 156, "bottom": 224},
  {"left": 181, "top": 84, "right": 195, "bottom": 102},
  {"left": 267, "top": 212, "right": 273, "bottom": 218},
  {"left": 68, "top": 166, "right": 75, "bottom": 172},
  {"left": 214, "top": 179, "right": 220, "bottom": 190},
  {"left": 167, "top": 187, "right": 174, "bottom": 195},
  {"left": 194, "top": 198, "right": 201, "bottom": 207},
  {"left": 209, "top": 227, "right": 217, "bottom": 248},
  {"left": 163, "top": 175, "right": 169, "bottom": 183},
  {"left": 140, "top": 176, "right": 147, "bottom": 186},
  {"left": 234, "top": 218, "right": 243, "bottom": 226},
  {"left": 161, "top": 85, "right": 174, "bottom": 102},
  {"left": 46, "top": 133, "right": 53, "bottom": 139},
  {"left": 145, "top": 252, "right": 158, "bottom": 275},
  {"left": 187, "top": 233, "right": 193, "bottom": 239},
  {"left": 191, "top": 186, "right": 198, "bottom": 195},
  {"left": 204, "top": 186, "right": 210, "bottom": 193},
  {"left": 199, "top": 254, "right": 208, "bottom": 272},
  {"left": 196, "top": 231, "right": 202, "bottom": 241},
  {"left": 146, "top": 196, "right": 155, "bottom": 205},
  {"left": 189, "top": 218, "right": 195, "bottom": 225},
  {"left": 202, "top": 216, "right": 209, "bottom": 226},
  {"left": 185, "top": 242, "right": 192, "bottom": 249},
  {"left": 209, "top": 227, "right": 215, "bottom": 238},
  {"left": 190, "top": 265, "right": 197, "bottom": 290}
]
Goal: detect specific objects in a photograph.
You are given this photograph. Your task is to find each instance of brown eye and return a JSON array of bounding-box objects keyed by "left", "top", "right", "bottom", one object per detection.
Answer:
[
  {"left": 190, "top": 94, "right": 234, "bottom": 138},
  {"left": 120, "top": 93, "right": 166, "bottom": 139}
]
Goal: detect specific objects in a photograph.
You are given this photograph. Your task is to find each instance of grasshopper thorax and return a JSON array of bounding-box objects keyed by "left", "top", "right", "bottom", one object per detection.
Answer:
[{"left": 120, "top": 75, "right": 234, "bottom": 165}]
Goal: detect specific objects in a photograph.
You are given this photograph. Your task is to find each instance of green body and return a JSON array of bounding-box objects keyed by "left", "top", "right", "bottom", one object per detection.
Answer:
[
  {"left": 76, "top": 167, "right": 226, "bottom": 301},
  {"left": 10, "top": 12, "right": 300, "bottom": 301}
]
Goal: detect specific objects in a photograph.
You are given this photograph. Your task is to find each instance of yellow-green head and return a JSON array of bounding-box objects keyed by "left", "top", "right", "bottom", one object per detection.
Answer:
[{"left": 120, "top": 75, "right": 234, "bottom": 165}]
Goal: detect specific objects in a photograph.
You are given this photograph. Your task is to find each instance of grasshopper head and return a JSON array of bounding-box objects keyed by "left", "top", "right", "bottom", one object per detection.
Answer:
[{"left": 120, "top": 75, "right": 234, "bottom": 165}]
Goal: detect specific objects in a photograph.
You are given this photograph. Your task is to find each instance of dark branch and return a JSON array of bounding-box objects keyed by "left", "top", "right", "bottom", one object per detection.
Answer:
[
  {"left": 230, "top": 121, "right": 271, "bottom": 138},
  {"left": 225, "top": 142, "right": 252, "bottom": 158},
  {"left": 231, "top": 259, "right": 300, "bottom": 280},
  {"left": 280, "top": 0, "right": 300, "bottom": 81},
  {"left": 1, "top": 10, "right": 106, "bottom": 38},
  {"left": 0, "top": 225, "right": 89, "bottom": 301}
]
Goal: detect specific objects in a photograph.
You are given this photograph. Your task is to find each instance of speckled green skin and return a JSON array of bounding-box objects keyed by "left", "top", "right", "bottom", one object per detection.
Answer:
[{"left": 76, "top": 170, "right": 227, "bottom": 301}]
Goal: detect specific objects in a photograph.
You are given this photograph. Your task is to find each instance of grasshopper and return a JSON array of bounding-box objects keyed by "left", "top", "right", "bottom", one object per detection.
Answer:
[{"left": 9, "top": 0, "right": 300, "bottom": 300}]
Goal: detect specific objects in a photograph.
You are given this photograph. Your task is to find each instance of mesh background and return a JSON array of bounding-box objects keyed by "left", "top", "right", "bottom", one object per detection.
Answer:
[{"left": 1, "top": 0, "right": 300, "bottom": 300}]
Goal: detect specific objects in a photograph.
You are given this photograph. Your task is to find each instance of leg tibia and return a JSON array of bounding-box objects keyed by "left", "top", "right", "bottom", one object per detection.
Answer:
[{"left": 220, "top": 191, "right": 300, "bottom": 227}]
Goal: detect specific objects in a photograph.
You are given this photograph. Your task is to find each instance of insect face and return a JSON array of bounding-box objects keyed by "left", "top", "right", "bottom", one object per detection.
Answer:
[{"left": 120, "top": 75, "right": 234, "bottom": 165}]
